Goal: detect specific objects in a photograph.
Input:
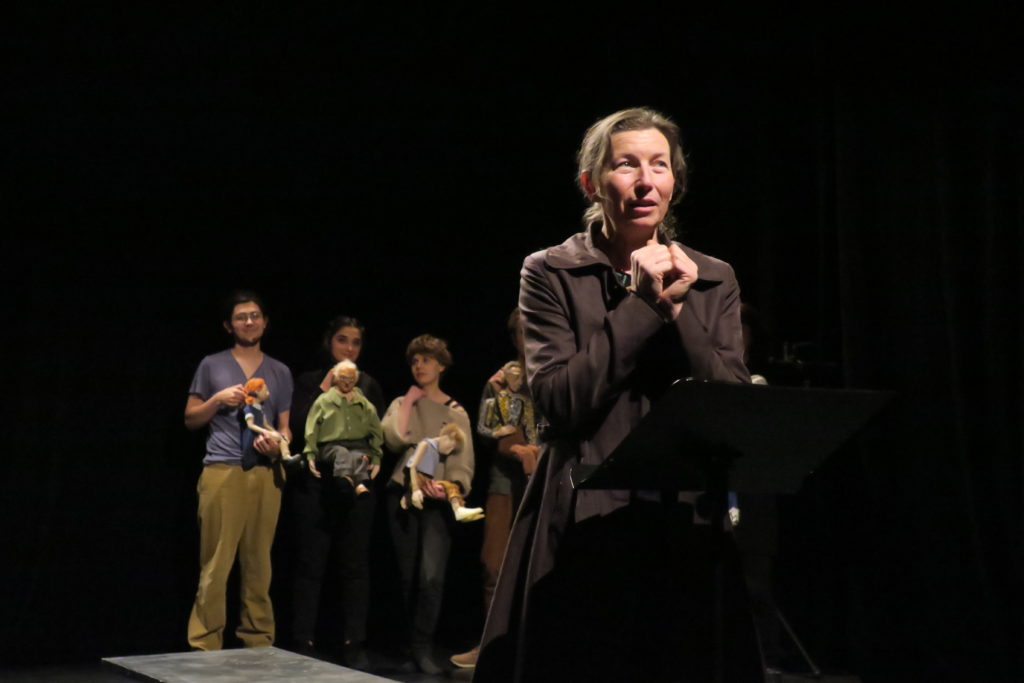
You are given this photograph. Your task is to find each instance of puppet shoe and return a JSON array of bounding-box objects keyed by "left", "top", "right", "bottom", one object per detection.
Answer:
[
  {"left": 450, "top": 645, "right": 479, "bottom": 668},
  {"left": 455, "top": 507, "right": 485, "bottom": 522}
]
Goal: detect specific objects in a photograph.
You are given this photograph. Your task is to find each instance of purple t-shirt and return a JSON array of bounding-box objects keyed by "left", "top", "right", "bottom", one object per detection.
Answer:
[{"left": 188, "top": 349, "right": 293, "bottom": 466}]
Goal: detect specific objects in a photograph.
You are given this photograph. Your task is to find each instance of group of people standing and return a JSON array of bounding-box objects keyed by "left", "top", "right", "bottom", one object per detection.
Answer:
[
  {"left": 186, "top": 106, "right": 768, "bottom": 682},
  {"left": 184, "top": 295, "right": 536, "bottom": 675}
]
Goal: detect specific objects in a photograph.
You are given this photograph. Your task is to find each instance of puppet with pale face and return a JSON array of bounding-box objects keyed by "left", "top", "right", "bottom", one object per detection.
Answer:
[
  {"left": 401, "top": 423, "right": 484, "bottom": 522},
  {"left": 302, "top": 360, "right": 383, "bottom": 496},
  {"left": 242, "top": 377, "right": 292, "bottom": 465}
]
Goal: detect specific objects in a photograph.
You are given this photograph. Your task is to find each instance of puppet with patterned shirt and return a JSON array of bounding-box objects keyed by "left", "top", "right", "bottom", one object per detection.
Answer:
[{"left": 477, "top": 360, "right": 539, "bottom": 474}]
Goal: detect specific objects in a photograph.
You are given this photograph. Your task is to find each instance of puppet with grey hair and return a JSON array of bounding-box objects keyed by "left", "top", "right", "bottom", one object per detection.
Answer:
[
  {"left": 402, "top": 423, "right": 484, "bottom": 522},
  {"left": 302, "top": 360, "right": 383, "bottom": 496}
]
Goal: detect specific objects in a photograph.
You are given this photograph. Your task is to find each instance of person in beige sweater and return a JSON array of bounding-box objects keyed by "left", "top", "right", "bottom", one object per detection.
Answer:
[{"left": 381, "top": 334, "right": 475, "bottom": 675}]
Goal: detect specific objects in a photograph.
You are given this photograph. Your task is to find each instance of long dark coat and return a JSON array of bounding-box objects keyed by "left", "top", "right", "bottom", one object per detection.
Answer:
[{"left": 475, "top": 227, "right": 763, "bottom": 683}]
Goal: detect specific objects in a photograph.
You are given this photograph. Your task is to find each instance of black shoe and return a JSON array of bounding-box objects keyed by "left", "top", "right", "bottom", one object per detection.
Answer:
[
  {"left": 342, "top": 641, "right": 371, "bottom": 671},
  {"left": 412, "top": 647, "right": 443, "bottom": 675}
]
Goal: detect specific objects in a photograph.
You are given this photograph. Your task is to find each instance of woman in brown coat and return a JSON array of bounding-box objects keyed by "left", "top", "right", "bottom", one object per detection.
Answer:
[{"left": 474, "top": 108, "right": 762, "bottom": 683}]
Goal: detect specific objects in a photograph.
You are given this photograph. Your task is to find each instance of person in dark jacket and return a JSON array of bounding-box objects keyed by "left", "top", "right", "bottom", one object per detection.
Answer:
[
  {"left": 474, "top": 108, "right": 763, "bottom": 683},
  {"left": 286, "top": 315, "right": 385, "bottom": 670}
]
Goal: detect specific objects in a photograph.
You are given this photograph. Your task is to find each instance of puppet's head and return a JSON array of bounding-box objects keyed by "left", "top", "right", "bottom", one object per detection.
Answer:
[
  {"left": 244, "top": 378, "right": 269, "bottom": 404},
  {"left": 437, "top": 422, "right": 466, "bottom": 455},
  {"left": 502, "top": 361, "right": 525, "bottom": 393},
  {"left": 331, "top": 360, "right": 359, "bottom": 394}
]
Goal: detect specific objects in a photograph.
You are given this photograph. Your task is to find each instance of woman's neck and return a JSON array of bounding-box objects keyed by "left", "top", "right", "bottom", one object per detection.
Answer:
[
  {"left": 599, "top": 221, "right": 657, "bottom": 270},
  {"left": 419, "top": 382, "right": 449, "bottom": 403}
]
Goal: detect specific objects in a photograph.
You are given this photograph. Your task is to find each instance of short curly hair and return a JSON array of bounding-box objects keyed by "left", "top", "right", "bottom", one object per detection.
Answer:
[{"left": 405, "top": 334, "right": 453, "bottom": 368}]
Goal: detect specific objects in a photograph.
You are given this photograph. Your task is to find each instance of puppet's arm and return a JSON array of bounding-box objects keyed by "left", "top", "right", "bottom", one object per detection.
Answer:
[
  {"left": 407, "top": 440, "right": 429, "bottom": 510},
  {"left": 302, "top": 401, "right": 324, "bottom": 478}
]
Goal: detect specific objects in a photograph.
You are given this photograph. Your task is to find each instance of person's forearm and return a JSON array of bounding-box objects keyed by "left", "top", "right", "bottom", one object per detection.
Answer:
[
  {"left": 523, "top": 262, "right": 664, "bottom": 434},
  {"left": 184, "top": 396, "right": 221, "bottom": 430}
]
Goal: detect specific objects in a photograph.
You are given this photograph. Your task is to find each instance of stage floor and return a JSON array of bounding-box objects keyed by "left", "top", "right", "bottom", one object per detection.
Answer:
[
  {"left": 2, "top": 650, "right": 860, "bottom": 683},
  {"left": 103, "top": 647, "right": 394, "bottom": 682}
]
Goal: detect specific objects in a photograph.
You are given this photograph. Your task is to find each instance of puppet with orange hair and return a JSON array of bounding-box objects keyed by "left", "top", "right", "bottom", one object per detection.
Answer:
[{"left": 241, "top": 377, "right": 293, "bottom": 469}]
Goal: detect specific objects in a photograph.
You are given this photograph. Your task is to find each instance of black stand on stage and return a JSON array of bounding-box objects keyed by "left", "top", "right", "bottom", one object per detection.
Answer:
[{"left": 570, "top": 380, "right": 891, "bottom": 683}]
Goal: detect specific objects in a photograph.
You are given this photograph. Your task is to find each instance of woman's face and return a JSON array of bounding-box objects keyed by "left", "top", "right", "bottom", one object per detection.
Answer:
[
  {"left": 330, "top": 326, "right": 363, "bottom": 363},
  {"left": 595, "top": 128, "right": 675, "bottom": 238},
  {"left": 410, "top": 353, "right": 445, "bottom": 388}
]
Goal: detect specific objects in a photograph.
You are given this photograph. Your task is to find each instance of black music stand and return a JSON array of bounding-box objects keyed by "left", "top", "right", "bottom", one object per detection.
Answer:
[
  {"left": 570, "top": 380, "right": 891, "bottom": 682},
  {"left": 571, "top": 380, "right": 891, "bottom": 494}
]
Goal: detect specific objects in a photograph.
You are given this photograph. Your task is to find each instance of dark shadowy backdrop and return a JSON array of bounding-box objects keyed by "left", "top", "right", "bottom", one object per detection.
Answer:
[{"left": 5, "top": 7, "right": 1020, "bottom": 682}]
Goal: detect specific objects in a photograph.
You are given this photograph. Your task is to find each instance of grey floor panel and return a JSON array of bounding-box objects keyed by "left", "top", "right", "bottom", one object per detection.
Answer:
[{"left": 103, "top": 647, "right": 398, "bottom": 682}]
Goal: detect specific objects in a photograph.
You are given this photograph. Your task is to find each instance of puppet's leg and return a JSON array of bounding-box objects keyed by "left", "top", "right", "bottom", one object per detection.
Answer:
[
  {"left": 247, "top": 416, "right": 292, "bottom": 461},
  {"left": 351, "top": 454, "right": 371, "bottom": 496},
  {"left": 257, "top": 415, "right": 291, "bottom": 459},
  {"left": 439, "top": 480, "right": 484, "bottom": 522},
  {"left": 326, "top": 446, "right": 359, "bottom": 494}
]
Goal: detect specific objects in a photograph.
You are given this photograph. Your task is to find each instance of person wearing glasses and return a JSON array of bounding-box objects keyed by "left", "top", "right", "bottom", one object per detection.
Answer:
[{"left": 184, "top": 290, "right": 293, "bottom": 651}]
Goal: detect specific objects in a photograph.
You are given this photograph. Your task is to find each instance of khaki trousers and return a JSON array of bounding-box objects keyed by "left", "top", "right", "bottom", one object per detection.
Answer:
[
  {"left": 480, "top": 492, "right": 514, "bottom": 611},
  {"left": 187, "top": 464, "right": 282, "bottom": 650}
]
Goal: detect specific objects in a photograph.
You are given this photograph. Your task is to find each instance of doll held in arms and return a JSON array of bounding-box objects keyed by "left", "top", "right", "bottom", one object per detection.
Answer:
[
  {"left": 242, "top": 378, "right": 293, "bottom": 466},
  {"left": 478, "top": 360, "right": 539, "bottom": 475},
  {"left": 303, "top": 360, "right": 383, "bottom": 496},
  {"left": 402, "top": 423, "right": 485, "bottom": 522}
]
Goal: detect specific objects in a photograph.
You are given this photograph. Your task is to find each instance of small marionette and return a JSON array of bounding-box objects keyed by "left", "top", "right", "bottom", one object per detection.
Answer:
[
  {"left": 402, "top": 423, "right": 484, "bottom": 522},
  {"left": 478, "top": 360, "right": 539, "bottom": 474},
  {"left": 303, "top": 360, "right": 382, "bottom": 496},
  {"left": 241, "top": 378, "right": 293, "bottom": 468}
]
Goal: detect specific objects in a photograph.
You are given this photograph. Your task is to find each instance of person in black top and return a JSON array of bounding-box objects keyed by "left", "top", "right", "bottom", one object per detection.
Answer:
[{"left": 287, "top": 315, "right": 385, "bottom": 670}]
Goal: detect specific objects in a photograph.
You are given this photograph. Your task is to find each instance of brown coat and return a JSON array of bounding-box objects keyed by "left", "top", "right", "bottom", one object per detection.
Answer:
[{"left": 475, "top": 227, "right": 756, "bottom": 683}]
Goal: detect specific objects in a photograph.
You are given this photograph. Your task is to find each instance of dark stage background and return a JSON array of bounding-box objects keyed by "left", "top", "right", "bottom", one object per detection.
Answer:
[{"left": 5, "top": 7, "right": 1021, "bottom": 682}]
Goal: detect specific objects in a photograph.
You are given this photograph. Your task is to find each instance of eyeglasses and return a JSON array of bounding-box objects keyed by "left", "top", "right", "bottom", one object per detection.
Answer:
[{"left": 233, "top": 312, "right": 264, "bottom": 323}]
